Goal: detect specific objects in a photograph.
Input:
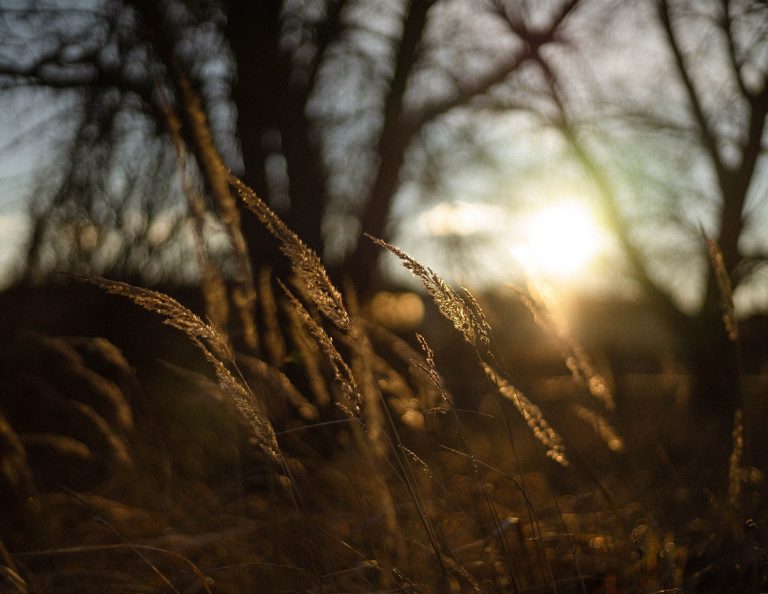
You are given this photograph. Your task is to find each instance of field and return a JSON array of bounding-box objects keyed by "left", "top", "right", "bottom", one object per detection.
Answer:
[{"left": 0, "top": 193, "right": 766, "bottom": 594}]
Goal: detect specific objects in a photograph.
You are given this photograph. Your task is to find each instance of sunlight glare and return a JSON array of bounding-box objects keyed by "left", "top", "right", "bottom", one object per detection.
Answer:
[
  {"left": 419, "top": 201, "right": 503, "bottom": 237},
  {"left": 515, "top": 199, "right": 605, "bottom": 279}
]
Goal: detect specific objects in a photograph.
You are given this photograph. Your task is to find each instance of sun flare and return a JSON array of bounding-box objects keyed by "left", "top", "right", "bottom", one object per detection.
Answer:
[
  {"left": 515, "top": 199, "right": 605, "bottom": 279},
  {"left": 418, "top": 201, "right": 503, "bottom": 237},
  {"left": 415, "top": 197, "right": 607, "bottom": 284}
]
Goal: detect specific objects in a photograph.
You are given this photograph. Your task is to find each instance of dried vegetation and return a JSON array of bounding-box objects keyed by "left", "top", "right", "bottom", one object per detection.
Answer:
[{"left": 0, "top": 141, "right": 765, "bottom": 594}]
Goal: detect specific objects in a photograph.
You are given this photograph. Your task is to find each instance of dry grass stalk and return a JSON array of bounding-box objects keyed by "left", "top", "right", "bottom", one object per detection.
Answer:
[
  {"left": 363, "top": 321, "right": 445, "bottom": 412},
  {"left": 514, "top": 284, "right": 615, "bottom": 411},
  {"left": 22, "top": 382, "right": 117, "bottom": 467},
  {"left": 373, "top": 240, "right": 567, "bottom": 465},
  {"left": 367, "top": 236, "right": 490, "bottom": 349},
  {"left": 172, "top": 71, "right": 258, "bottom": 351},
  {"left": 482, "top": 363, "right": 568, "bottom": 466},
  {"left": 158, "top": 85, "right": 231, "bottom": 336},
  {"left": 398, "top": 446, "right": 432, "bottom": 478},
  {"left": 40, "top": 335, "right": 134, "bottom": 432},
  {"left": 704, "top": 234, "right": 739, "bottom": 342},
  {"left": 441, "top": 554, "right": 481, "bottom": 593},
  {"left": 0, "top": 413, "right": 35, "bottom": 497},
  {"left": 20, "top": 433, "right": 94, "bottom": 462},
  {"left": 258, "top": 267, "right": 287, "bottom": 366},
  {"left": 364, "top": 348, "right": 415, "bottom": 401},
  {"left": 728, "top": 408, "right": 744, "bottom": 511},
  {"left": 237, "top": 354, "right": 318, "bottom": 421},
  {"left": 0, "top": 539, "right": 27, "bottom": 594},
  {"left": 391, "top": 567, "right": 419, "bottom": 593},
  {"left": 343, "top": 286, "right": 416, "bottom": 565},
  {"left": 350, "top": 321, "right": 388, "bottom": 458},
  {"left": 413, "top": 334, "right": 450, "bottom": 407},
  {"left": 367, "top": 353, "right": 425, "bottom": 430},
  {"left": 459, "top": 287, "right": 494, "bottom": 351},
  {"left": 344, "top": 284, "right": 423, "bottom": 433},
  {"left": 279, "top": 281, "right": 361, "bottom": 417},
  {"left": 80, "top": 276, "right": 280, "bottom": 462},
  {"left": 81, "top": 276, "right": 232, "bottom": 359},
  {"left": 69, "top": 366, "right": 133, "bottom": 433},
  {"left": 206, "top": 355, "right": 281, "bottom": 463},
  {"left": 198, "top": 261, "right": 233, "bottom": 346},
  {"left": 15, "top": 540, "right": 212, "bottom": 594},
  {"left": 68, "top": 400, "right": 133, "bottom": 467},
  {"left": 64, "top": 336, "right": 136, "bottom": 382},
  {"left": 283, "top": 301, "right": 332, "bottom": 407},
  {"left": 69, "top": 337, "right": 131, "bottom": 368},
  {"left": 230, "top": 174, "right": 350, "bottom": 333},
  {"left": 346, "top": 342, "right": 402, "bottom": 563},
  {"left": 572, "top": 404, "right": 624, "bottom": 453}
]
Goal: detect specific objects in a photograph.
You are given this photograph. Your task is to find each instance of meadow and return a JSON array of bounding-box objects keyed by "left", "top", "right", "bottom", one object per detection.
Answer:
[{"left": 0, "top": 172, "right": 766, "bottom": 594}]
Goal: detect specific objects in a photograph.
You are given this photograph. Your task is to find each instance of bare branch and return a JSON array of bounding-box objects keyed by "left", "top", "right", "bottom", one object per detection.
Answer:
[
  {"left": 403, "top": 48, "right": 530, "bottom": 131},
  {"left": 406, "top": 0, "right": 579, "bottom": 131},
  {"left": 0, "top": 46, "right": 155, "bottom": 105},
  {"left": 719, "top": 0, "right": 751, "bottom": 98},
  {"left": 535, "top": 54, "right": 690, "bottom": 331},
  {"left": 346, "top": 0, "right": 436, "bottom": 282},
  {"left": 347, "top": 0, "right": 582, "bottom": 283},
  {"left": 657, "top": 0, "right": 725, "bottom": 178},
  {"left": 305, "top": 0, "right": 350, "bottom": 93}
]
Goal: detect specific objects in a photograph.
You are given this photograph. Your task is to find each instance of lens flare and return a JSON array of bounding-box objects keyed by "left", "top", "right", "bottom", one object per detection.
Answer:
[{"left": 515, "top": 199, "right": 605, "bottom": 279}]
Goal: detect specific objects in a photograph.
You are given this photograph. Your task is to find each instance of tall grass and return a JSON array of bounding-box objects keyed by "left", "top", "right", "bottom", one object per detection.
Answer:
[{"left": 1, "top": 98, "right": 765, "bottom": 594}]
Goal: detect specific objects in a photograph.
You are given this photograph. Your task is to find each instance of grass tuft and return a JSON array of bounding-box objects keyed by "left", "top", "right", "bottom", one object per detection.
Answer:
[
  {"left": 230, "top": 174, "right": 350, "bottom": 333},
  {"left": 76, "top": 275, "right": 280, "bottom": 463}
]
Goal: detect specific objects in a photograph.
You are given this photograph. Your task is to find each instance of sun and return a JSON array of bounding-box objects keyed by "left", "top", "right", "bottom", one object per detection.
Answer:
[
  {"left": 413, "top": 196, "right": 607, "bottom": 286},
  {"left": 514, "top": 199, "right": 605, "bottom": 279}
]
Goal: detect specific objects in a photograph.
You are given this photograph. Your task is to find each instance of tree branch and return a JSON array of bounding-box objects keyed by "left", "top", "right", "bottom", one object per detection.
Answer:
[
  {"left": 402, "top": 48, "right": 530, "bottom": 131},
  {"left": 715, "top": 68, "right": 768, "bottom": 277},
  {"left": 346, "top": 0, "right": 583, "bottom": 285},
  {"left": 131, "top": 0, "right": 259, "bottom": 350},
  {"left": 658, "top": 0, "right": 725, "bottom": 179},
  {"left": 719, "top": 0, "right": 751, "bottom": 99},
  {"left": 305, "top": 0, "right": 350, "bottom": 94},
  {"left": 405, "top": 0, "right": 579, "bottom": 132},
  {"left": 346, "top": 0, "right": 436, "bottom": 284},
  {"left": 536, "top": 54, "right": 690, "bottom": 331}
]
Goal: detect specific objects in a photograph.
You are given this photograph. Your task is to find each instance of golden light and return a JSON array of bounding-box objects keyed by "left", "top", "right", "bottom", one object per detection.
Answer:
[
  {"left": 367, "top": 291, "right": 425, "bottom": 330},
  {"left": 418, "top": 201, "right": 503, "bottom": 237},
  {"left": 514, "top": 199, "right": 606, "bottom": 279},
  {"left": 413, "top": 197, "right": 608, "bottom": 287}
]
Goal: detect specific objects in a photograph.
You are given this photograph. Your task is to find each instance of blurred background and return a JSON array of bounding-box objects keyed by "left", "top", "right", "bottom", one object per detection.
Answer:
[
  {"left": 0, "top": 0, "right": 764, "bottom": 293},
  {"left": 0, "top": 0, "right": 767, "bottom": 412}
]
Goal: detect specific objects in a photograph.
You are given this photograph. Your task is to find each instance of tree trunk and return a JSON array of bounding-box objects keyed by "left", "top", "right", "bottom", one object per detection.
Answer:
[
  {"left": 344, "top": 0, "right": 434, "bottom": 291},
  {"left": 226, "top": 0, "right": 327, "bottom": 276}
]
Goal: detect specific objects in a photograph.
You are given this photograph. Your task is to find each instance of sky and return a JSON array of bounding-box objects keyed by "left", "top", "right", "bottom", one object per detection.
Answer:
[
  {"left": 0, "top": 0, "right": 766, "bottom": 317},
  {"left": 1, "top": 89, "right": 766, "bottom": 315},
  {"left": 0, "top": 98, "right": 38, "bottom": 287}
]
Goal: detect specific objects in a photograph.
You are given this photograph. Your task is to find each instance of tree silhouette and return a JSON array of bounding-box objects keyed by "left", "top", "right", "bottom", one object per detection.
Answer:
[
  {"left": 0, "top": 0, "right": 578, "bottom": 284},
  {"left": 1, "top": 0, "right": 767, "bottom": 423},
  {"left": 493, "top": 0, "right": 768, "bottom": 428}
]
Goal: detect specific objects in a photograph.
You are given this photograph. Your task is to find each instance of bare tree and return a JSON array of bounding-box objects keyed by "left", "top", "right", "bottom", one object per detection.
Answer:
[
  {"left": 0, "top": 0, "right": 584, "bottom": 286},
  {"left": 484, "top": 0, "right": 768, "bottom": 424},
  {"left": 2, "top": 0, "right": 766, "bottom": 425}
]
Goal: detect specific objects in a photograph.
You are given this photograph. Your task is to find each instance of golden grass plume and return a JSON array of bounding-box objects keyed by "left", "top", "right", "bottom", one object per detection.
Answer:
[
  {"left": 482, "top": 363, "right": 568, "bottom": 466},
  {"left": 371, "top": 239, "right": 568, "bottom": 465},
  {"left": 229, "top": 174, "right": 350, "bottom": 333},
  {"left": 78, "top": 276, "right": 280, "bottom": 463},
  {"left": 279, "top": 280, "right": 362, "bottom": 417},
  {"left": 367, "top": 235, "right": 490, "bottom": 350},
  {"left": 514, "top": 283, "right": 615, "bottom": 411}
]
